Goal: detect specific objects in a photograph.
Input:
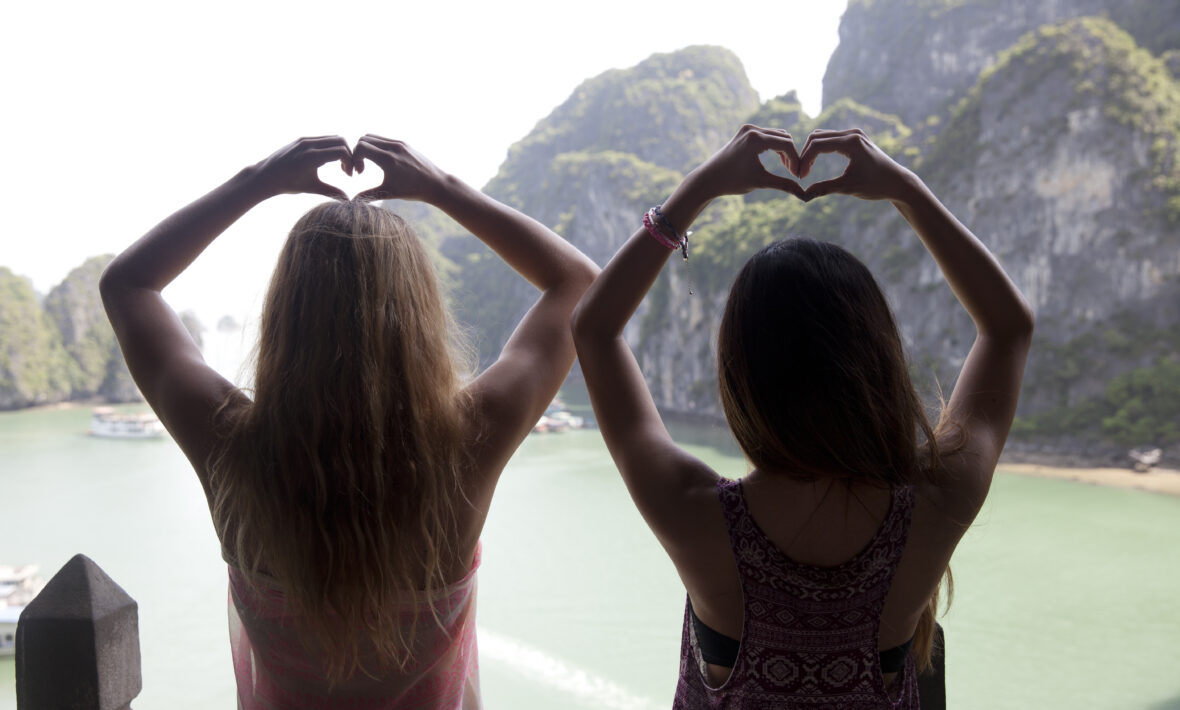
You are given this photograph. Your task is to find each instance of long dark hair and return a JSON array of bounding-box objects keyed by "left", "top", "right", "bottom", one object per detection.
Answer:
[{"left": 717, "top": 237, "right": 952, "bottom": 669}]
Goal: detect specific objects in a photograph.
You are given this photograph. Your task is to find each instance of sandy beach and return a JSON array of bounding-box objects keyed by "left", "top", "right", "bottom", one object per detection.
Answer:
[{"left": 999, "top": 462, "right": 1180, "bottom": 497}]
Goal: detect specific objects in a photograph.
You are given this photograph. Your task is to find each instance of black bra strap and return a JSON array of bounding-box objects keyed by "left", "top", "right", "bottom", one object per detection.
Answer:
[
  {"left": 878, "top": 636, "right": 913, "bottom": 674},
  {"left": 689, "top": 600, "right": 914, "bottom": 672},
  {"left": 688, "top": 600, "right": 741, "bottom": 666}
]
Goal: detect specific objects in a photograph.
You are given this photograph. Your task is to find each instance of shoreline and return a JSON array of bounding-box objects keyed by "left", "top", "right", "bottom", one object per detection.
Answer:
[
  {"left": 5, "top": 403, "right": 1179, "bottom": 498},
  {"left": 0, "top": 399, "right": 147, "bottom": 415},
  {"left": 998, "top": 462, "right": 1180, "bottom": 497}
]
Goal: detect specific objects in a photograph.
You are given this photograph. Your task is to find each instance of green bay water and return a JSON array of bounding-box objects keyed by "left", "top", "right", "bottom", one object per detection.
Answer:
[{"left": 3, "top": 405, "right": 1180, "bottom": 709}]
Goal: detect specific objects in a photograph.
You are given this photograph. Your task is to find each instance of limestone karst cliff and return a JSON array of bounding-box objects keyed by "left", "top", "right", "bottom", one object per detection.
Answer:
[
  {"left": 399, "top": 7, "right": 1179, "bottom": 463},
  {"left": 0, "top": 256, "right": 153, "bottom": 409},
  {"left": 0, "top": 267, "right": 73, "bottom": 409},
  {"left": 822, "top": 0, "right": 1180, "bottom": 129}
]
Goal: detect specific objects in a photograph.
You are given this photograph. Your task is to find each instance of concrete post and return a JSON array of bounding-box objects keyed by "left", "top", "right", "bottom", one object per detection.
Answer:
[{"left": 15, "top": 554, "right": 141, "bottom": 710}]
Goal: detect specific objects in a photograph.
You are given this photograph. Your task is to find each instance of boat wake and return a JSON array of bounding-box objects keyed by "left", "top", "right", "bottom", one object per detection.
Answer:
[{"left": 478, "top": 627, "right": 659, "bottom": 710}]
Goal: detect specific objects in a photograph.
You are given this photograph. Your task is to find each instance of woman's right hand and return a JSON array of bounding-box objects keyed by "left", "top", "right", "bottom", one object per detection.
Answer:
[
  {"left": 798, "top": 128, "right": 917, "bottom": 203},
  {"left": 352, "top": 135, "right": 449, "bottom": 203},
  {"left": 251, "top": 135, "right": 355, "bottom": 201}
]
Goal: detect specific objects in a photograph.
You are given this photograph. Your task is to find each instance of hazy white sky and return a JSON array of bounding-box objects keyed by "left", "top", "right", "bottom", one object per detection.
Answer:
[{"left": 3, "top": 0, "right": 848, "bottom": 325}]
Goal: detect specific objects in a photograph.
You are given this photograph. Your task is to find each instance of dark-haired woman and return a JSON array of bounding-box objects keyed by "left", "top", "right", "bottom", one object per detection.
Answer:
[
  {"left": 101, "top": 135, "right": 599, "bottom": 708},
  {"left": 572, "top": 125, "right": 1033, "bottom": 707}
]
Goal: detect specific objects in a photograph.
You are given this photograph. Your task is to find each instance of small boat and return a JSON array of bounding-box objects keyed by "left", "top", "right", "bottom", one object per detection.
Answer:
[
  {"left": 533, "top": 400, "right": 586, "bottom": 433},
  {"left": 90, "top": 407, "right": 166, "bottom": 439},
  {"left": 0, "top": 564, "right": 44, "bottom": 656}
]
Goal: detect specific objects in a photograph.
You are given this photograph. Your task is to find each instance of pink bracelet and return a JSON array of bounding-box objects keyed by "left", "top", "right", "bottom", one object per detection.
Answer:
[{"left": 643, "top": 208, "right": 682, "bottom": 250}]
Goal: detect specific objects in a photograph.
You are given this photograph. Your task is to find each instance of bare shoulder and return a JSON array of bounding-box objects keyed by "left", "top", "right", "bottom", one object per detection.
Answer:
[
  {"left": 637, "top": 450, "right": 729, "bottom": 556},
  {"left": 913, "top": 442, "right": 998, "bottom": 540}
]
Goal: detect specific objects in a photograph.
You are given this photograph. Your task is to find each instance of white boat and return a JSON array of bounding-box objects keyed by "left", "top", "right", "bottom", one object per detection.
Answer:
[
  {"left": 0, "top": 564, "right": 44, "bottom": 656},
  {"left": 90, "top": 407, "right": 166, "bottom": 439},
  {"left": 533, "top": 400, "right": 586, "bottom": 433}
]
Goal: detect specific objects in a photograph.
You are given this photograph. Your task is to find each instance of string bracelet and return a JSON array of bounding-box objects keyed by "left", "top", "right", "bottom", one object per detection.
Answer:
[
  {"left": 643, "top": 205, "right": 694, "bottom": 295},
  {"left": 643, "top": 209, "right": 681, "bottom": 250}
]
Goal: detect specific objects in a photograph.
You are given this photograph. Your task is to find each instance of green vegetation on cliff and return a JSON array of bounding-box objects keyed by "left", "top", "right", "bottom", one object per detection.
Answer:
[
  {"left": 924, "top": 16, "right": 1180, "bottom": 222},
  {"left": 0, "top": 268, "right": 73, "bottom": 408},
  {"left": 0, "top": 257, "right": 143, "bottom": 410},
  {"left": 44, "top": 256, "right": 118, "bottom": 398},
  {"left": 487, "top": 45, "right": 760, "bottom": 206}
]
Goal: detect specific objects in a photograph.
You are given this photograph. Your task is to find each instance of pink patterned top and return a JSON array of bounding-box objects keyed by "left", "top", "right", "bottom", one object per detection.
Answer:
[
  {"left": 674, "top": 479, "right": 919, "bottom": 709},
  {"left": 227, "top": 544, "right": 482, "bottom": 710}
]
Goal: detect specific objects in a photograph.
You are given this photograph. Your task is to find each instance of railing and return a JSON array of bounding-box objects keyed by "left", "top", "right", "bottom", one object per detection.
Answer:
[
  {"left": 15, "top": 556, "right": 946, "bottom": 709},
  {"left": 15, "top": 554, "right": 141, "bottom": 710}
]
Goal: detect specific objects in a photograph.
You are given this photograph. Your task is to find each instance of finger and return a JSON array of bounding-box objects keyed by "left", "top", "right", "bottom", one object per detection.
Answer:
[
  {"left": 766, "top": 174, "right": 806, "bottom": 200},
  {"left": 802, "top": 176, "right": 848, "bottom": 201},
  {"left": 309, "top": 179, "right": 349, "bottom": 202},
  {"left": 776, "top": 143, "right": 801, "bottom": 176},
  {"left": 306, "top": 146, "right": 352, "bottom": 166},
  {"left": 354, "top": 186, "right": 390, "bottom": 202},
  {"left": 797, "top": 134, "right": 859, "bottom": 178},
  {"left": 753, "top": 130, "right": 798, "bottom": 156},
  {"left": 352, "top": 141, "right": 383, "bottom": 172},
  {"left": 798, "top": 129, "right": 860, "bottom": 173},
  {"left": 299, "top": 135, "right": 351, "bottom": 154}
]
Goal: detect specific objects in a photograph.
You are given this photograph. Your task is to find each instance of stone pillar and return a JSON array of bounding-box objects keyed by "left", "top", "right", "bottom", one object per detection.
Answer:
[
  {"left": 16, "top": 554, "right": 141, "bottom": 710},
  {"left": 918, "top": 623, "right": 946, "bottom": 710}
]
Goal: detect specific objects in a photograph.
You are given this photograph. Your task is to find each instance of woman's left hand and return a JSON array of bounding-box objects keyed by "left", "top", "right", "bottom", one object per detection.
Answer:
[
  {"left": 352, "top": 135, "right": 449, "bottom": 203},
  {"left": 689, "top": 124, "right": 806, "bottom": 201},
  {"left": 251, "top": 135, "right": 355, "bottom": 201}
]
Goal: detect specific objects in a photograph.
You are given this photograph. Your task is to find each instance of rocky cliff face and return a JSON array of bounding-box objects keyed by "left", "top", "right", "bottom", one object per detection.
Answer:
[
  {"left": 402, "top": 46, "right": 756, "bottom": 361},
  {"left": 0, "top": 256, "right": 145, "bottom": 409},
  {"left": 406, "top": 6, "right": 1178, "bottom": 462},
  {"left": 823, "top": 0, "right": 1180, "bottom": 129},
  {"left": 0, "top": 268, "right": 72, "bottom": 409}
]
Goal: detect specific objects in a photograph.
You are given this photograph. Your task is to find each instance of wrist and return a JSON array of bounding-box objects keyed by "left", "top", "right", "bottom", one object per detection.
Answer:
[
  {"left": 660, "top": 170, "right": 714, "bottom": 232},
  {"left": 235, "top": 164, "right": 285, "bottom": 204},
  {"left": 421, "top": 171, "right": 461, "bottom": 205},
  {"left": 888, "top": 168, "right": 927, "bottom": 210}
]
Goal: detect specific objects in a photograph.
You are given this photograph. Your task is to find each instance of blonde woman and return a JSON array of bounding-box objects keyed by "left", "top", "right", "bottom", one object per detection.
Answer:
[
  {"left": 572, "top": 125, "right": 1033, "bottom": 707},
  {"left": 101, "top": 135, "right": 599, "bottom": 708}
]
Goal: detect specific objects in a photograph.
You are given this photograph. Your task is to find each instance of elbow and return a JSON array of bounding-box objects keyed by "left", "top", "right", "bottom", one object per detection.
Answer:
[
  {"left": 97, "top": 257, "right": 143, "bottom": 317},
  {"left": 570, "top": 256, "right": 601, "bottom": 294},
  {"left": 570, "top": 295, "right": 593, "bottom": 345},
  {"left": 1012, "top": 295, "right": 1036, "bottom": 341},
  {"left": 570, "top": 288, "right": 611, "bottom": 348},
  {"left": 983, "top": 296, "right": 1035, "bottom": 345},
  {"left": 97, "top": 260, "right": 121, "bottom": 307}
]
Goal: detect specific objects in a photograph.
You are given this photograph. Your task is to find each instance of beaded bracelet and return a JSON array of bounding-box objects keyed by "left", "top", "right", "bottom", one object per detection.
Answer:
[
  {"left": 643, "top": 205, "right": 691, "bottom": 262},
  {"left": 643, "top": 205, "right": 694, "bottom": 295},
  {"left": 643, "top": 209, "right": 681, "bottom": 250}
]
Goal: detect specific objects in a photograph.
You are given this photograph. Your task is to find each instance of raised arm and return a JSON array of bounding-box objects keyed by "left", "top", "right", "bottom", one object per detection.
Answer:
[
  {"left": 352, "top": 136, "right": 600, "bottom": 482},
  {"left": 100, "top": 136, "right": 354, "bottom": 488},
  {"left": 801, "top": 128, "right": 1035, "bottom": 513},
  {"left": 571, "top": 125, "right": 805, "bottom": 541}
]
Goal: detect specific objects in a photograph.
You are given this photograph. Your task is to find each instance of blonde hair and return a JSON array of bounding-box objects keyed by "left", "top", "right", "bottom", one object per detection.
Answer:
[{"left": 210, "top": 201, "right": 473, "bottom": 680}]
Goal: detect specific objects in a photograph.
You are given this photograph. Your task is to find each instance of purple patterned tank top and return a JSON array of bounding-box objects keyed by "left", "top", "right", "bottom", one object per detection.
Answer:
[{"left": 673, "top": 478, "right": 919, "bottom": 709}]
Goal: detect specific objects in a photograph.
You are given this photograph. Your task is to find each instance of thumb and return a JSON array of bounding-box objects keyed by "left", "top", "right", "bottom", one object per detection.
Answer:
[
  {"left": 803, "top": 176, "right": 846, "bottom": 201},
  {"left": 354, "top": 186, "right": 389, "bottom": 203},
  {"left": 765, "top": 174, "right": 806, "bottom": 200},
  {"left": 309, "top": 180, "right": 349, "bottom": 202}
]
